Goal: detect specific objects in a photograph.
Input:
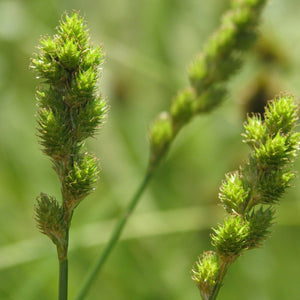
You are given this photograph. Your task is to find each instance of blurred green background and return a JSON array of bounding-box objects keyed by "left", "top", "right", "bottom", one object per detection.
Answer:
[{"left": 1, "top": 0, "right": 300, "bottom": 299}]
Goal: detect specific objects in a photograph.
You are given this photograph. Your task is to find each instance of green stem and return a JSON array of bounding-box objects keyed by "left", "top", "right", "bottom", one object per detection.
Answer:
[
  {"left": 75, "top": 170, "right": 154, "bottom": 300},
  {"left": 59, "top": 258, "right": 68, "bottom": 300},
  {"left": 209, "top": 260, "right": 231, "bottom": 300},
  {"left": 58, "top": 226, "right": 69, "bottom": 300}
]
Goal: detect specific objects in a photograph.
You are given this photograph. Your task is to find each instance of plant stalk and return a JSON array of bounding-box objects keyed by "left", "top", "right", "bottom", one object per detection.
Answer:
[
  {"left": 58, "top": 226, "right": 69, "bottom": 300},
  {"left": 59, "top": 258, "right": 68, "bottom": 300},
  {"left": 75, "top": 170, "right": 154, "bottom": 300},
  {"left": 209, "top": 260, "right": 230, "bottom": 300}
]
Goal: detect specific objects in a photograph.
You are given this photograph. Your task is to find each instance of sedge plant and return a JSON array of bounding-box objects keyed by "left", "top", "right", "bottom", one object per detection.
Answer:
[
  {"left": 76, "top": 1, "right": 268, "bottom": 299},
  {"left": 31, "top": 13, "right": 107, "bottom": 300},
  {"left": 192, "top": 95, "right": 300, "bottom": 300},
  {"left": 30, "top": 0, "right": 284, "bottom": 299}
]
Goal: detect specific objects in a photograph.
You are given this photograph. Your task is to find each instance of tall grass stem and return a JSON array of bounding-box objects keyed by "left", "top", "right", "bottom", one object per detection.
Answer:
[{"left": 75, "top": 171, "right": 154, "bottom": 300}]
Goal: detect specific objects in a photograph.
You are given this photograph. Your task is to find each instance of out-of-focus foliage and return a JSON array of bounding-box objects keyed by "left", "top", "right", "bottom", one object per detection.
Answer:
[{"left": 0, "top": 0, "right": 300, "bottom": 299}]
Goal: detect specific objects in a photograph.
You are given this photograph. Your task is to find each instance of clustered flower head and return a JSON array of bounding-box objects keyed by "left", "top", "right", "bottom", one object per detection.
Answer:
[
  {"left": 192, "top": 94, "right": 300, "bottom": 299},
  {"left": 148, "top": 0, "right": 267, "bottom": 170},
  {"left": 32, "top": 12, "right": 107, "bottom": 260},
  {"left": 192, "top": 251, "right": 220, "bottom": 300}
]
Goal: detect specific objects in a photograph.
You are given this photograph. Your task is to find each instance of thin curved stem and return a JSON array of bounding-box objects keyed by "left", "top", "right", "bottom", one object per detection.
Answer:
[{"left": 75, "top": 170, "right": 154, "bottom": 300}]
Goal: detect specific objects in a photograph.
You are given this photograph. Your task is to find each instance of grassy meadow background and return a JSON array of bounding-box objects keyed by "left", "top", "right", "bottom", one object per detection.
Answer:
[{"left": 1, "top": 0, "right": 300, "bottom": 299}]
